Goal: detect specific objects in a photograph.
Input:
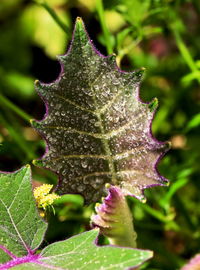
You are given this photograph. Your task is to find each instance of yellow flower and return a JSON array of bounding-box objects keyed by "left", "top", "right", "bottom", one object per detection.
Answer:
[{"left": 34, "top": 184, "right": 60, "bottom": 210}]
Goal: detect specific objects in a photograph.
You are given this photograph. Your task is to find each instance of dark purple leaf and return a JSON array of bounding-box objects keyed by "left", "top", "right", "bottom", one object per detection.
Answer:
[{"left": 32, "top": 17, "right": 170, "bottom": 204}]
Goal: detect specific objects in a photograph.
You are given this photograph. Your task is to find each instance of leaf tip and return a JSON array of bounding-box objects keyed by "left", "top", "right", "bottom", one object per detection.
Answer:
[
  {"left": 105, "top": 183, "right": 111, "bottom": 189},
  {"left": 95, "top": 202, "right": 101, "bottom": 208},
  {"left": 93, "top": 227, "right": 99, "bottom": 232},
  {"left": 165, "top": 181, "right": 170, "bottom": 187},
  {"left": 149, "top": 250, "right": 154, "bottom": 258},
  {"left": 34, "top": 80, "right": 40, "bottom": 86},
  {"left": 101, "top": 197, "right": 105, "bottom": 202},
  {"left": 148, "top": 97, "right": 158, "bottom": 112},
  {"left": 30, "top": 119, "right": 35, "bottom": 125},
  {"left": 76, "top": 17, "right": 83, "bottom": 22},
  {"left": 30, "top": 119, "right": 40, "bottom": 129},
  {"left": 32, "top": 159, "right": 43, "bottom": 167},
  {"left": 75, "top": 17, "right": 84, "bottom": 28},
  {"left": 166, "top": 141, "right": 172, "bottom": 149},
  {"left": 141, "top": 197, "right": 147, "bottom": 204}
]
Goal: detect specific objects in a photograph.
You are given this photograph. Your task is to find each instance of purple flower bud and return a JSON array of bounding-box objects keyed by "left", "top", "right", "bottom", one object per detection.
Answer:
[
  {"left": 181, "top": 254, "right": 200, "bottom": 270},
  {"left": 91, "top": 185, "right": 137, "bottom": 248}
]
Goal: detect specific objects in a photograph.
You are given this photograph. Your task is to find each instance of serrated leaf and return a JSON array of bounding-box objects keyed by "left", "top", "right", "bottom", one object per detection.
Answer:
[
  {"left": 12, "top": 229, "right": 153, "bottom": 270},
  {"left": 32, "top": 17, "right": 169, "bottom": 204},
  {"left": 0, "top": 166, "right": 47, "bottom": 262}
]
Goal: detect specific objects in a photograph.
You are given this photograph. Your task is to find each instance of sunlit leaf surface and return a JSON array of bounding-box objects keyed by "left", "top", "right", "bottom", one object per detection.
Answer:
[{"left": 0, "top": 166, "right": 47, "bottom": 263}]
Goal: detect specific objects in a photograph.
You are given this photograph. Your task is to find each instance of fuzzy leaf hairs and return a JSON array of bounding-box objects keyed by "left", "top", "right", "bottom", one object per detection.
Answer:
[{"left": 31, "top": 17, "right": 169, "bottom": 204}]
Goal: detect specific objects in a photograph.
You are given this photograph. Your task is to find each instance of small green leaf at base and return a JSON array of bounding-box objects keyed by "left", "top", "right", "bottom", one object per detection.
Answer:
[{"left": 13, "top": 229, "right": 153, "bottom": 270}]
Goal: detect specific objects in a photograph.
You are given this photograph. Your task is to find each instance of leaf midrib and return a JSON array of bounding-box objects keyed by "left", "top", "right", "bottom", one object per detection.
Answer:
[{"left": 76, "top": 28, "right": 117, "bottom": 185}]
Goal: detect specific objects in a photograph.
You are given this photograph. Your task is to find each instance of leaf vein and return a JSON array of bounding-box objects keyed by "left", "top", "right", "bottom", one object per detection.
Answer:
[{"left": 53, "top": 93, "right": 96, "bottom": 115}]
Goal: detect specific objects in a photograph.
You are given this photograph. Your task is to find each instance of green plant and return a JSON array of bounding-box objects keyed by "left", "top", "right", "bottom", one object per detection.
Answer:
[
  {"left": 0, "top": 16, "right": 167, "bottom": 269},
  {"left": 0, "top": 1, "right": 200, "bottom": 269}
]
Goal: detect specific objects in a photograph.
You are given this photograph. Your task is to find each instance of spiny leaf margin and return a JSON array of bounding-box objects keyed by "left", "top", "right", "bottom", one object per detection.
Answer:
[{"left": 32, "top": 17, "right": 170, "bottom": 204}]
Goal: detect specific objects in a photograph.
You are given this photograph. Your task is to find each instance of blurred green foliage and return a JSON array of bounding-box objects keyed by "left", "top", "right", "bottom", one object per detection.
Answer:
[{"left": 0, "top": 0, "right": 200, "bottom": 269}]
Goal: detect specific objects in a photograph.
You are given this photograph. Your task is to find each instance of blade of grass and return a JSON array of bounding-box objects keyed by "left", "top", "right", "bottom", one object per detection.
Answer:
[
  {"left": 34, "top": 0, "right": 70, "bottom": 35},
  {"left": 159, "top": 178, "right": 189, "bottom": 209},
  {"left": 95, "top": 0, "right": 113, "bottom": 54},
  {"left": 0, "top": 113, "right": 35, "bottom": 160},
  {"left": 130, "top": 197, "right": 179, "bottom": 231},
  {"left": 174, "top": 194, "right": 197, "bottom": 231},
  {"left": 0, "top": 93, "right": 31, "bottom": 122},
  {"left": 172, "top": 28, "right": 200, "bottom": 84}
]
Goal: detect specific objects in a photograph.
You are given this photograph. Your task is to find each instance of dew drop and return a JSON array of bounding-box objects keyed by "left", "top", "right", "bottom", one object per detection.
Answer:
[{"left": 81, "top": 160, "right": 88, "bottom": 168}]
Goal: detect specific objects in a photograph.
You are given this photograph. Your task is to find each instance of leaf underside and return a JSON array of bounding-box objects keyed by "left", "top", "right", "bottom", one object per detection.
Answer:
[{"left": 32, "top": 17, "right": 169, "bottom": 204}]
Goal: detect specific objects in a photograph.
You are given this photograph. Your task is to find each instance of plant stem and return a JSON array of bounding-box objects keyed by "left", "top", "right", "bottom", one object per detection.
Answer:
[
  {"left": 0, "top": 114, "right": 35, "bottom": 160},
  {"left": 96, "top": 0, "right": 113, "bottom": 54},
  {"left": 117, "top": 37, "right": 141, "bottom": 67},
  {"left": 174, "top": 194, "right": 197, "bottom": 231},
  {"left": 131, "top": 197, "right": 180, "bottom": 231},
  {"left": 172, "top": 28, "right": 200, "bottom": 84},
  {"left": 0, "top": 94, "right": 31, "bottom": 122},
  {"left": 34, "top": 0, "right": 70, "bottom": 35}
]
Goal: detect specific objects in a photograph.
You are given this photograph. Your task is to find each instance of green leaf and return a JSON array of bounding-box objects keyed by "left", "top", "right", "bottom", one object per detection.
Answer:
[
  {"left": 54, "top": 194, "right": 84, "bottom": 206},
  {"left": 0, "top": 166, "right": 47, "bottom": 262},
  {"left": 0, "top": 167, "right": 152, "bottom": 269},
  {"left": 32, "top": 17, "right": 169, "bottom": 204},
  {"left": 13, "top": 229, "right": 153, "bottom": 270},
  {"left": 185, "top": 113, "right": 200, "bottom": 132}
]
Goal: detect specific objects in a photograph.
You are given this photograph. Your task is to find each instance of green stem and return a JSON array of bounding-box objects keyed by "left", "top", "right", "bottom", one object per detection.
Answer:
[
  {"left": 0, "top": 94, "right": 31, "bottom": 122},
  {"left": 96, "top": 0, "right": 113, "bottom": 54},
  {"left": 0, "top": 114, "right": 35, "bottom": 160},
  {"left": 131, "top": 197, "right": 179, "bottom": 231},
  {"left": 172, "top": 28, "right": 200, "bottom": 83},
  {"left": 117, "top": 37, "right": 141, "bottom": 66},
  {"left": 34, "top": 1, "right": 70, "bottom": 34},
  {"left": 174, "top": 194, "right": 197, "bottom": 231}
]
